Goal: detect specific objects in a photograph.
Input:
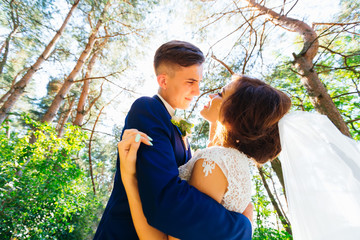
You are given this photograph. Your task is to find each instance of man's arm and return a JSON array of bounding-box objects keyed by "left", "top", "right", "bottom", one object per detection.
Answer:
[{"left": 127, "top": 98, "right": 252, "bottom": 240}]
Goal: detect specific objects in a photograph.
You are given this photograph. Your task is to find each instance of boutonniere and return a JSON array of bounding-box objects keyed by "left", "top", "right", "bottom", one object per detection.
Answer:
[{"left": 171, "top": 115, "right": 194, "bottom": 137}]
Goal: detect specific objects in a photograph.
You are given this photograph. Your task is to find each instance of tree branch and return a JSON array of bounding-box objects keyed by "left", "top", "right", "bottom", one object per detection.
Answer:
[
  {"left": 312, "top": 21, "right": 360, "bottom": 28},
  {"left": 82, "top": 127, "right": 116, "bottom": 138},
  {"left": 346, "top": 118, "right": 360, "bottom": 124},
  {"left": 211, "top": 54, "right": 234, "bottom": 75},
  {"left": 332, "top": 91, "right": 359, "bottom": 99}
]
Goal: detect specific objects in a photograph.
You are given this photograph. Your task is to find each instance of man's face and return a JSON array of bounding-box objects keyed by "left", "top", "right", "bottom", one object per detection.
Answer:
[{"left": 159, "top": 64, "right": 203, "bottom": 110}]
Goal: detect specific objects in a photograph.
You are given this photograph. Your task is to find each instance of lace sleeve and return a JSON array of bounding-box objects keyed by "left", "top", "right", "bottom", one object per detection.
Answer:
[
  {"left": 193, "top": 147, "right": 230, "bottom": 178},
  {"left": 179, "top": 146, "right": 252, "bottom": 213}
]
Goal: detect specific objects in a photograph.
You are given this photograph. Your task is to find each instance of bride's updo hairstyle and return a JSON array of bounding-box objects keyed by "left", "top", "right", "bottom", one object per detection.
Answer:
[{"left": 220, "top": 75, "right": 291, "bottom": 164}]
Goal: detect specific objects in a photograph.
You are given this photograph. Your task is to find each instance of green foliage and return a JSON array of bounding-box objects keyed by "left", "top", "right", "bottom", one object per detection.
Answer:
[
  {"left": 265, "top": 62, "right": 315, "bottom": 112},
  {"left": 190, "top": 120, "right": 209, "bottom": 151},
  {"left": 253, "top": 227, "right": 292, "bottom": 240},
  {"left": 0, "top": 115, "right": 101, "bottom": 239}
]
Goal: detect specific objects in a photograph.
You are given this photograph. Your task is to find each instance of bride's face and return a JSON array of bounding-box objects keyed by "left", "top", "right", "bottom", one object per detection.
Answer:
[{"left": 200, "top": 81, "right": 236, "bottom": 123}]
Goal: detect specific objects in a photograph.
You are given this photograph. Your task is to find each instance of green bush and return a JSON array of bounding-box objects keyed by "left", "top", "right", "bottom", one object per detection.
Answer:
[{"left": 0, "top": 115, "right": 100, "bottom": 239}]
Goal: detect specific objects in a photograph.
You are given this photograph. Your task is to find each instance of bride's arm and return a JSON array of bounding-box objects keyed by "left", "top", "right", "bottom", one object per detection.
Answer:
[
  {"left": 121, "top": 175, "right": 168, "bottom": 240},
  {"left": 188, "top": 158, "right": 228, "bottom": 203},
  {"left": 119, "top": 130, "right": 169, "bottom": 240}
]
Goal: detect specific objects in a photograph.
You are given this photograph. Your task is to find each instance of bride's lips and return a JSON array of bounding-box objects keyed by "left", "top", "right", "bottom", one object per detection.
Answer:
[
  {"left": 203, "top": 101, "right": 210, "bottom": 109},
  {"left": 185, "top": 97, "right": 192, "bottom": 101}
]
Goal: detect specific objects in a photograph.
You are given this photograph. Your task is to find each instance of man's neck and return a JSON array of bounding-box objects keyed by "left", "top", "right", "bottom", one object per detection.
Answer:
[{"left": 157, "top": 93, "right": 175, "bottom": 117}]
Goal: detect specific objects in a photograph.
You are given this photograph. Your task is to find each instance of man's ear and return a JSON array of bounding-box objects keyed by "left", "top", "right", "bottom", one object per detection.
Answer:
[{"left": 157, "top": 74, "right": 167, "bottom": 90}]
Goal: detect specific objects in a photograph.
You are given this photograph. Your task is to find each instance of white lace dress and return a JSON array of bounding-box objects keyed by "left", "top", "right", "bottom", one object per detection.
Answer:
[{"left": 179, "top": 146, "right": 252, "bottom": 213}]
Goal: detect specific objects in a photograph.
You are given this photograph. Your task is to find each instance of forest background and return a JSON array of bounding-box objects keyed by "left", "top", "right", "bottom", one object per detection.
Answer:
[{"left": 0, "top": 0, "right": 359, "bottom": 239}]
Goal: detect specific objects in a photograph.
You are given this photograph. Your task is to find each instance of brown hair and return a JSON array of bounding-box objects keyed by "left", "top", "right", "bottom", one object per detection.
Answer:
[
  {"left": 220, "top": 76, "right": 291, "bottom": 164},
  {"left": 153, "top": 40, "right": 205, "bottom": 75}
]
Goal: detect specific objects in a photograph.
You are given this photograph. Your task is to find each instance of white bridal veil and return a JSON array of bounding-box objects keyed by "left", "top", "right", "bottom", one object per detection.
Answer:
[{"left": 278, "top": 112, "right": 360, "bottom": 240}]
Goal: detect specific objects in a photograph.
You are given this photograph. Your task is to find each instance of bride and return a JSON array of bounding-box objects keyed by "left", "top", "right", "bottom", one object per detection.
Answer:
[{"left": 119, "top": 75, "right": 360, "bottom": 240}]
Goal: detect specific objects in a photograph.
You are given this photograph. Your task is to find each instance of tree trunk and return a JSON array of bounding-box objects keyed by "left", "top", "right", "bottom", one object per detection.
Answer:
[
  {"left": 57, "top": 97, "right": 76, "bottom": 137},
  {"left": 0, "top": 68, "right": 27, "bottom": 104},
  {"left": 0, "top": 0, "right": 19, "bottom": 75},
  {"left": 0, "top": 27, "right": 18, "bottom": 75},
  {"left": 41, "top": 1, "right": 111, "bottom": 123},
  {"left": 0, "top": 0, "right": 80, "bottom": 125},
  {"left": 245, "top": 0, "right": 351, "bottom": 137},
  {"left": 73, "top": 75, "right": 91, "bottom": 126},
  {"left": 0, "top": 40, "right": 5, "bottom": 54},
  {"left": 271, "top": 158, "right": 286, "bottom": 199},
  {"left": 73, "top": 39, "right": 107, "bottom": 126},
  {"left": 258, "top": 167, "right": 292, "bottom": 235}
]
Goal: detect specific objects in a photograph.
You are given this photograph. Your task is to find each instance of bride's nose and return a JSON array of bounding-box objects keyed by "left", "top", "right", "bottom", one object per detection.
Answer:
[{"left": 209, "top": 93, "right": 217, "bottom": 99}]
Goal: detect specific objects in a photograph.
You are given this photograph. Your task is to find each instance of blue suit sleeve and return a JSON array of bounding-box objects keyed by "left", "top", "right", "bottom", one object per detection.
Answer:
[{"left": 126, "top": 98, "right": 252, "bottom": 240}]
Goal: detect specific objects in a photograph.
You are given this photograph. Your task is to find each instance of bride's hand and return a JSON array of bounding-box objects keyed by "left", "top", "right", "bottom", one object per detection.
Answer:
[{"left": 118, "top": 129, "right": 153, "bottom": 177}]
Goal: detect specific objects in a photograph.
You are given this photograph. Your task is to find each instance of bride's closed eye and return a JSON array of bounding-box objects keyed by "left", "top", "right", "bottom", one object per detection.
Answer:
[{"left": 217, "top": 92, "right": 223, "bottom": 97}]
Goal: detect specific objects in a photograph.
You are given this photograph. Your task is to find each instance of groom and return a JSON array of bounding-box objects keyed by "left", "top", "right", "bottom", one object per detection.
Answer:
[{"left": 94, "top": 40, "right": 252, "bottom": 239}]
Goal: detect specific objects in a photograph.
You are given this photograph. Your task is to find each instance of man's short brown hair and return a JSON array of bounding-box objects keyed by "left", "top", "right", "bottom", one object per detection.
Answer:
[{"left": 154, "top": 40, "right": 205, "bottom": 75}]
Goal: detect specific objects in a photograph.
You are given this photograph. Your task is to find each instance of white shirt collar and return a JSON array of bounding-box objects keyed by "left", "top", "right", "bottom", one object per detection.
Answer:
[{"left": 157, "top": 94, "right": 175, "bottom": 117}]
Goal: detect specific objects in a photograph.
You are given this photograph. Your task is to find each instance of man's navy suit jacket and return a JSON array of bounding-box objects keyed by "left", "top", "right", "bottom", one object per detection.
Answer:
[{"left": 93, "top": 95, "right": 252, "bottom": 240}]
